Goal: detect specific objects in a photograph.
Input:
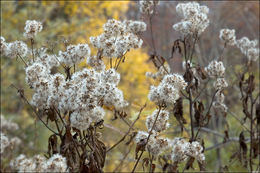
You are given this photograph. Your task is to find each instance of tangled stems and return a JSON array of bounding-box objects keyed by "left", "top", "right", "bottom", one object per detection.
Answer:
[
  {"left": 10, "top": 84, "right": 59, "bottom": 136},
  {"left": 106, "top": 103, "right": 146, "bottom": 152},
  {"left": 131, "top": 106, "right": 162, "bottom": 173}
]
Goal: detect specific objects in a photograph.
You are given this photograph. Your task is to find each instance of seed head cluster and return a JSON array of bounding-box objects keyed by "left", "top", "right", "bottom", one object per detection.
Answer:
[
  {"left": 236, "top": 37, "right": 259, "bottom": 62},
  {"left": 173, "top": 2, "right": 209, "bottom": 35},
  {"left": 139, "top": 0, "right": 159, "bottom": 14},
  {"left": 1, "top": 39, "right": 28, "bottom": 58},
  {"left": 219, "top": 29, "right": 236, "bottom": 46},
  {"left": 146, "top": 64, "right": 170, "bottom": 80},
  {"left": 148, "top": 74, "right": 187, "bottom": 106},
  {"left": 0, "top": 115, "right": 21, "bottom": 154},
  {"left": 170, "top": 138, "right": 205, "bottom": 164},
  {"left": 2, "top": 20, "right": 129, "bottom": 131},
  {"left": 90, "top": 19, "right": 146, "bottom": 58},
  {"left": 205, "top": 60, "right": 225, "bottom": 78},
  {"left": 145, "top": 109, "right": 170, "bottom": 133},
  {"left": 205, "top": 60, "right": 228, "bottom": 113},
  {"left": 58, "top": 44, "right": 91, "bottom": 65},
  {"left": 10, "top": 154, "right": 67, "bottom": 172},
  {"left": 24, "top": 20, "right": 43, "bottom": 39}
]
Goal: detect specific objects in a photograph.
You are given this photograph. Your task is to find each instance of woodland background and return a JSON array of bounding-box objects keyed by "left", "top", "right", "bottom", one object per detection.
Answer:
[{"left": 1, "top": 1, "right": 259, "bottom": 172}]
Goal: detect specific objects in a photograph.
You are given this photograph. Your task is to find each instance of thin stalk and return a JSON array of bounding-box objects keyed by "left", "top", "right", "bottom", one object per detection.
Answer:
[
  {"left": 131, "top": 107, "right": 162, "bottom": 173},
  {"left": 249, "top": 94, "right": 254, "bottom": 172},
  {"left": 11, "top": 84, "right": 59, "bottom": 135},
  {"left": 189, "top": 89, "right": 194, "bottom": 141},
  {"left": 107, "top": 103, "right": 146, "bottom": 152},
  {"left": 31, "top": 38, "right": 35, "bottom": 62},
  {"left": 17, "top": 54, "right": 28, "bottom": 67},
  {"left": 194, "top": 90, "right": 218, "bottom": 140}
]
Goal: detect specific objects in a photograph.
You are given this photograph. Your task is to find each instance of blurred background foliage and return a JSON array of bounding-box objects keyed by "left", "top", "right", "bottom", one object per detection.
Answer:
[{"left": 1, "top": 1, "right": 259, "bottom": 172}]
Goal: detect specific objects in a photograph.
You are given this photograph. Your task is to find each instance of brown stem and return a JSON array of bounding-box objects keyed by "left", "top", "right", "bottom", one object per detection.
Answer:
[
  {"left": 31, "top": 38, "right": 35, "bottom": 62},
  {"left": 11, "top": 84, "right": 59, "bottom": 135},
  {"left": 110, "top": 58, "right": 113, "bottom": 69},
  {"left": 54, "top": 119, "right": 61, "bottom": 134},
  {"left": 189, "top": 34, "right": 198, "bottom": 62},
  {"left": 131, "top": 106, "right": 162, "bottom": 173},
  {"left": 149, "top": 154, "right": 154, "bottom": 173},
  {"left": 149, "top": 12, "right": 156, "bottom": 56},
  {"left": 193, "top": 79, "right": 210, "bottom": 103},
  {"left": 17, "top": 54, "right": 28, "bottom": 67},
  {"left": 107, "top": 103, "right": 146, "bottom": 152},
  {"left": 249, "top": 94, "right": 254, "bottom": 172},
  {"left": 194, "top": 90, "right": 218, "bottom": 140},
  {"left": 113, "top": 143, "right": 134, "bottom": 172},
  {"left": 189, "top": 89, "right": 194, "bottom": 141}
]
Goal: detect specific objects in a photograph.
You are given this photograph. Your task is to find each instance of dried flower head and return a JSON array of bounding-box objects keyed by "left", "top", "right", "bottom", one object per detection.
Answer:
[
  {"left": 59, "top": 43, "right": 91, "bottom": 65},
  {"left": 5, "top": 41, "right": 28, "bottom": 58},
  {"left": 236, "top": 37, "right": 259, "bottom": 62},
  {"left": 0, "top": 36, "right": 8, "bottom": 56},
  {"left": 90, "top": 19, "right": 145, "bottom": 58},
  {"left": 24, "top": 20, "right": 43, "bottom": 39},
  {"left": 219, "top": 29, "right": 236, "bottom": 46},
  {"left": 0, "top": 133, "right": 9, "bottom": 153},
  {"left": 139, "top": 0, "right": 159, "bottom": 14},
  {"left": 43, "top": 154, "right": 68, "bottom": 172},
  {"left": 214, "top": 78, "right": 228, "bottom": 90},
  {"left": 146, "top": 109, "right": 169, "bottom": 132},
  {"left": 148, "top": 74, "right": 187, "bottom": 106},
  {"left": 173, "top": 2, "right": 209, "bottom": 35},
  {"left": 205, "top": 60, "right": 225, "bottom": 78}
]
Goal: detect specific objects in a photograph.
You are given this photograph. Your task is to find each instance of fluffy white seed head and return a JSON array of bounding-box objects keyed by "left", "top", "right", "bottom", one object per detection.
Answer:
[
  {"left": 5, "top": 41, "right": 28, "bottom": 58},
  {"left": 219, "top": 29, "right": 236, "bottom": 46},
  {"left": 236, "top": 37, "right": 259, "bottom": 62},
  {"left": 43, "top": 154, "right": 68, "bottom": 172},
  {"left": 90, "top": 19, "right": 145, "bottom": 58},
  {"left": 173, "top": 2, "right": 209, "bottom": 35},
  {"left": 24, "top": 20, "right": 43, "bottom": 39},
  {"left": 214, "top": 78, "right": 228, "bottom": 90},
  {"left": 148, "top": 74, "right": 186, "bottom": 106},
  {"left": 0, "top": 36, "right": 8, "bottom": 56},
  {"left": 247, "top": 48, "right": 259, "bottom": 62},
  {"left": 135, "top": 131, "right": 169, "bottom": 157},
  {"left": 70, "top": 110, "right": 93, "bottom": 131},
  {"left": 145, "top": 109, "right": 169, "bottom": 132},
  {"left": 1, "top": 115, "right": 19, "bottom": 131},
  {"left": 59, "top": 44, "right": 91, "bottom": 65},
  {"left": 0, "top": 133, "right": 9, "bottom": 153},
  {"left": 139, "top": 0, "right": 159, "bottom": 14},
  {"left": 170, "top": 138, "right": 205, "bottom": 163},
  {"left": 162, "top": 74, "right": 187, "bottom": 90},
  {"left": 205, "top": 60, "right": 225, "bottom": 78}
]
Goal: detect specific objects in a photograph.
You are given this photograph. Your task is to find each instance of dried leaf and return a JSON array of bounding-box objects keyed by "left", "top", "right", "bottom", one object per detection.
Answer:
[
  {"left": 125, "top": 132, "right": 137, "bottom": 145},
  {"left": 94, "top": 138, "right": 106, "bottom": 168},
  {"left": 196, "top": 66, "right": 207, "bottom": 80},
  {"left": 173, "top": 98, "right": 186, "bottom": 133},
  {"left": 184, "top": 69, "right": 193, "bottom": 83},
  {"left": 46, "top": 108, "right": 56, "bottom": 122},
  {"left": 48, "top": 134, "right": 58, "bottom": 157},
  {"left": 246, "top": 75, "right": 255, "bottom": 94},
  {"left": 142, "top": 158, "right": 149, "bottom": 171},
  {"left": 198, "top": 160, "right": 206, "bottom": 171},
  {"left": 135, "top": 139, "right": 146, "bottom": 159},
  {"left": 151, "top": 163, "right": 156, "bottom": 172},
  {"left": 184, "top": 157, "right": 195, "bottom": 170},
  {"left": 239, "top": 132, "right": 248, "bottom": 168},
  {"left": 223, "top": 130, "right": 229, "bottom": 143},
  {"left": 256, "top": 103, "right": 260, "bottom": 125}
]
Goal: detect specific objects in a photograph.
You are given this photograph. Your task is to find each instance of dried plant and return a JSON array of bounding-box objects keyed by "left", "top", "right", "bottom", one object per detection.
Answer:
[{"left": 0, "top": 1, "right": 259, "bottom": 173}]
